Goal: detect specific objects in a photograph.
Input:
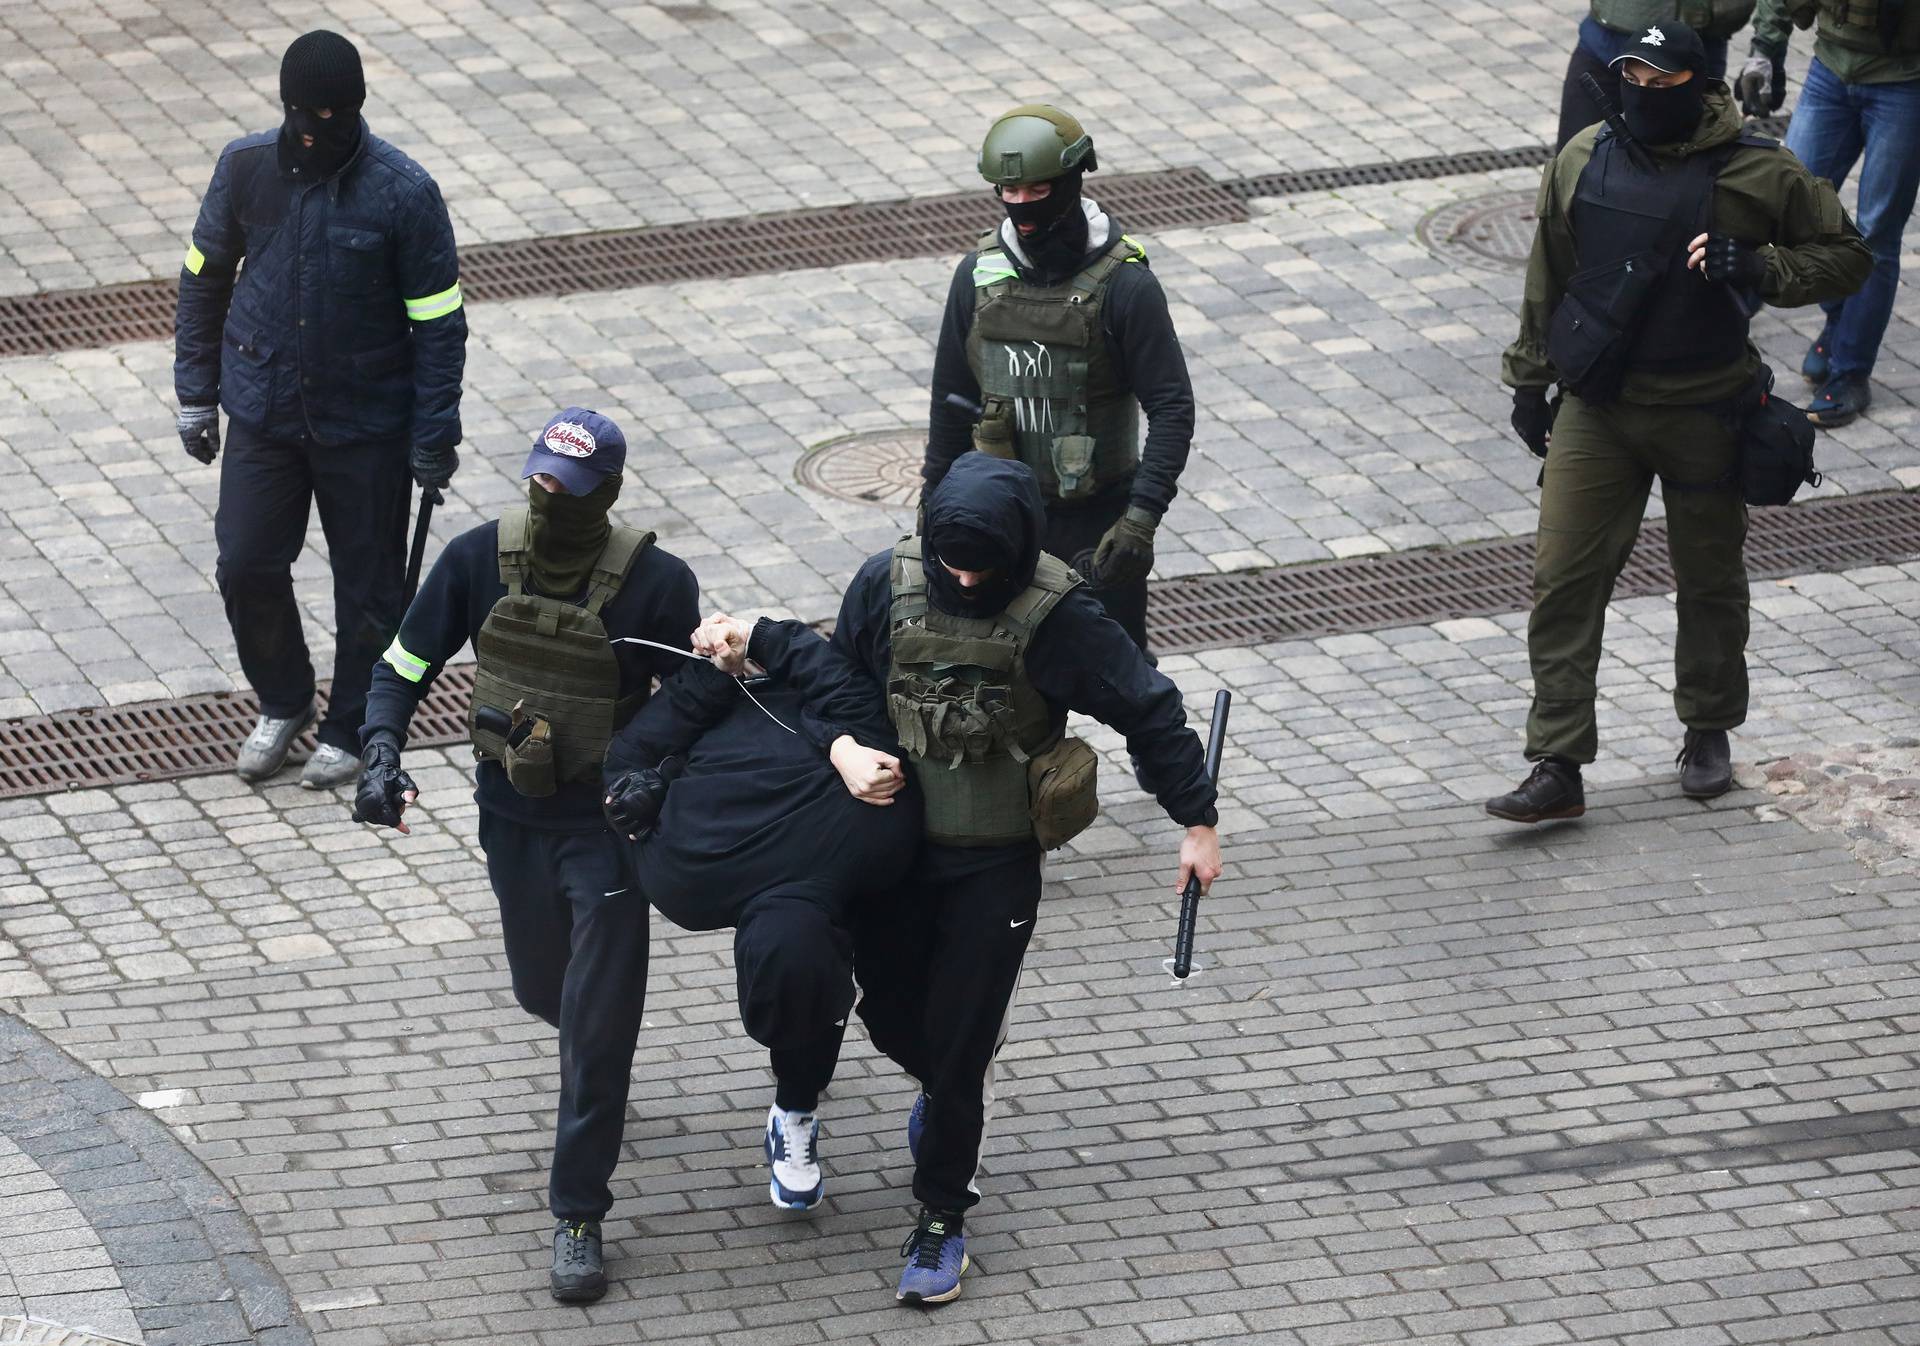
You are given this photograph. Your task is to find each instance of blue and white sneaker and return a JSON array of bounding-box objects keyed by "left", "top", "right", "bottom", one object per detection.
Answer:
[
  {"left": 764, "top": 1105, "right": 823, "bottom": 1211},
  {"left": 897, "top": 1207, "right": 968, "bottom": 1304},
  {"left": 906, "top": 1092, "right": 928, "bottom": 1163}
]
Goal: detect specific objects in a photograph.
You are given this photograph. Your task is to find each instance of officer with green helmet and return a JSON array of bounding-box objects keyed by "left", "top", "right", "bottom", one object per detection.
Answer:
[
  {"left": 823, "top": 453, "right": 1222, "bottom": 1303},
  {"left": 1558, "top": 2, "right": 1757, "bottom": 148},
  {"left": 1494, "top": 22, "right": 1868, "bottom": 824},
  {"left": 923, "top": 104, "right": 1197, "bottom": 650},
  {"left": 351, "top": 408, "right": 700, "bottom": 1305}
]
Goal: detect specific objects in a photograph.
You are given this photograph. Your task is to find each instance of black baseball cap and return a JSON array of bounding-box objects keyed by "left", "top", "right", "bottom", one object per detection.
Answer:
[{"left": 1608, "top": 19, "right": 1707, "bottom": 75}]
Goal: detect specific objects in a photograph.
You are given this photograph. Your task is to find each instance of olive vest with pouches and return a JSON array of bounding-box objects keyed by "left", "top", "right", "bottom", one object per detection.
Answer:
[
  {"left": 887, "top": 538, "right": 1098, "bottom": 849},
  {"left": 965, "top": 227, "right": 1145, "bottom": 504},
  {"left": 1788, "top": 0, "right": 1920, "bottom": 56},
  {"left": 468, "top": 509, "right": 655, "bottom": 792},
  {"left": 1589, "top": 0, "right": 1756, "bottom": 39}
]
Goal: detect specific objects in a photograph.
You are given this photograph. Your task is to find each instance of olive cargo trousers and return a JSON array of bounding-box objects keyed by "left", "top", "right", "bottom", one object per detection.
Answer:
[{"left": 1526, "top": 393, "right": 1751, "bottom": 764}]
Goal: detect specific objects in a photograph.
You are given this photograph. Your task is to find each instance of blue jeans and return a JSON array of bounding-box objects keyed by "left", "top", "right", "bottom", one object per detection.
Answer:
[{"left": 1786, "top": 58, "right": 1920, "bottom": 380}]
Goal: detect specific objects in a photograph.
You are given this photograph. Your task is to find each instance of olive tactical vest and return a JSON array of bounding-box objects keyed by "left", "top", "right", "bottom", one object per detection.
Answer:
[
  {"left": 1589, "top": 0, "right": 1756, "bottom": 38},
  {"left": 887, "top": 537, "right": 1080, "bottom": 847},
  {"left": 468, "top": 509, "right": 655, "bottom": 784},
  {"left": 964, "top": 228, "right": 1146, "bottom": 503},
  {"left": 1788, "top": 0, "right": 1920, "bottom": 54}
]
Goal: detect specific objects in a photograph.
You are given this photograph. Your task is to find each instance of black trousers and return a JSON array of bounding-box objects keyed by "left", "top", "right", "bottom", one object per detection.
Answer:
[
  {"left": 478, "top": 812, "right": 649, "bottom": 1222},
  {"left": 854, "top": 843, "right": 1042, "bottom": 1212},
  {"left": 1044, "top": 484, "right": 1148, "bottom": 651},
  {"left": 1556, "top": 42, "right": 1615, "bottom": 152},
  {"left": 214, "top": 421, "right": 412, "bottom": 752},
  {"left": 732, "top": 886, "right": 854, "bottom": 1113}
]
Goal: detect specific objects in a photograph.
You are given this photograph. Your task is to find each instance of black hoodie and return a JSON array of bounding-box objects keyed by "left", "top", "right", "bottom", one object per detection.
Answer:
[{"left": 829, "top": 454, "right": 1218, "bottom": 835}]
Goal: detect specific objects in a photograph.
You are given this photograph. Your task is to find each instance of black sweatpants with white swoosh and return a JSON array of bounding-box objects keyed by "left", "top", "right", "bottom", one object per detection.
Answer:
[
  {"left": 854, "top": 841, "right": 1043, "bottom": 1212},
  {"left": 478, "top": 810, "right": 648, "bottom": 1222}
]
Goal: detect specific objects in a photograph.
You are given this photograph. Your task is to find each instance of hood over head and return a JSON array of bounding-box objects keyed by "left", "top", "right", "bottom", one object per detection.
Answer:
[{"left": 921, "top": 454, "right": 1046, "bottom": 618}]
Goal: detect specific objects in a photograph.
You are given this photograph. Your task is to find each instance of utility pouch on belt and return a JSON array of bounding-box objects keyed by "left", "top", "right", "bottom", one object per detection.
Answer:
[
  {"left": 1735, "top": 365, "right": 1821, "bottom": 506},
  {"left": 1028, "top": 734, "right": 1098, "bottom": 851},
  {"left": 972, "top": 397, "right": 1017, "bottom": 458},
  {"left": 501, "top": 702, "right": 557, "bottom": 798},
  {"left": 1546, "top": 256, "right": 1657, "bottom": 404}
]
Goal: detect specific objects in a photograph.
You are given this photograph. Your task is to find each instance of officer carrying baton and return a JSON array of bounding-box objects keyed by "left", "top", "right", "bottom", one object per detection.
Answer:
[
  {"left": 402, "top": 485, "right": 443, "bottom": 606},
  {"left": 1170, "top": 688, "right": 1230, "bottom": 980}
]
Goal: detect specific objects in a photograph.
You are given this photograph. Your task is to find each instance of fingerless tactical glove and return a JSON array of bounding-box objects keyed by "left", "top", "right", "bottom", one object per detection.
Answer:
[
  {"left": 351, "top": 737, "right": 417, "bottom": 829},
  {"left": 1700, "top": 234, "right": 1767, "bottom": 289},
  {"left": 602, "top": 757, "right": 684, "bottom": 839}
]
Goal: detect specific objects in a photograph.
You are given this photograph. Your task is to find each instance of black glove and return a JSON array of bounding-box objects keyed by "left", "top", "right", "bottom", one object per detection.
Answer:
[
  {"left": 1510, "top": 386, "right": 1555, "bottom": 459},
  {"left": 351, "top": 737, "right": 417, "bottom": 829},
  {"left": 1699, "top": 234, "right": 1767, "bottom": 289},
  {"left": 409, "top": 442, "right": 459, "bottom": 490},
  {"left": 1736, "top": 43, "right": 1788, "bottom": 119},
  {"left": 176, "top": 404, "right": 220, "bottom": 465},
  {"left": 603, "top": 757, "right": 684, "bottom": 839}
]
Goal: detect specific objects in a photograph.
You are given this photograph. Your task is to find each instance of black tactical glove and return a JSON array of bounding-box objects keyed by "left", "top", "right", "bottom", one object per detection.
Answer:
[
  {"left": 1092, "top": 506, "right": 1158, "bottom": 587},
  {"left": 1510, "top": 386, "right": 1556, "bottom": 460},
  {"left": 351, "top": 736, "right": 417, "bottom": 829},
  {"left": 409, "top": 442, "right": 459, "bottom": 490},
  {"left": 176, "top": 404, "right": 220, "bottom": 465},
  {"left": 603, "top": 757, "right": 684, "bottom": 840},
  {"left": 1700, "top": 234, "right": 1768, "bottom": 289},
  {"left": 1736, "top": 42, "right": 1788, "bottom": 119}
]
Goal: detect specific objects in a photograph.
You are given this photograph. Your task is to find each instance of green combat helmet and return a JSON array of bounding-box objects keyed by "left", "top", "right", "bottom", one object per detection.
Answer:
[{"left": 978, "top": 105, "right": 1098, "bottom": 187}]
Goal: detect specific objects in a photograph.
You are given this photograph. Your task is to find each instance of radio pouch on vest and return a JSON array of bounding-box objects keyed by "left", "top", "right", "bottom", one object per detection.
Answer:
[
  {"left": 1028, "top": 733, "right": 1099, "bottom": 851},
  {"left": 1548, "top": 139, "right": 1733, "bottom": 404},
  {"left": 501, "top": 702, "right": 558, "bottom": 797}
]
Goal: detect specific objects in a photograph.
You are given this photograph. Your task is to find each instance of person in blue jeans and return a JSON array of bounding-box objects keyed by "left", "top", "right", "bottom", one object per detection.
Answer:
[{"left": 1741, "top": 0, "right": 1920, "bottom": 427}]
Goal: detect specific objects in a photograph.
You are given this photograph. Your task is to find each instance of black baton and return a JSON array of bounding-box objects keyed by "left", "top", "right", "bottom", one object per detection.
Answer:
[
  {"left": 1172, "top": 688, "right": 1231, "bottom": 980},
  {"left": 402, "top": 485, "right": 443, "bottom": 606}
]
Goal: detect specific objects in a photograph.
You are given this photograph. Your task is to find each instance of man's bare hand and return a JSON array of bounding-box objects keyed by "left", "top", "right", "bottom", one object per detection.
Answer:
[
  {"left": 692, "top": 612, "right": 751, "bottom": 674},
  {"left": 830, "top": 734, "right": 906, "bottom": 805},
  {"left": 1176, "top": 824, "right": 1222, "bottom": 895}
]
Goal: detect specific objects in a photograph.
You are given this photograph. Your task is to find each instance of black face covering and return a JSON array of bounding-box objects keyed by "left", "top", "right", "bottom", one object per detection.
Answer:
[
  {"left": 1619, "top": 78, "right": 1705, "bottom": 145},
  {"left": 926, "top": 522, "right": 1023, "bottom": 618},
  {"left": 526, "top": 474, "right": 621, "bottom": 597},
  {"left": 1002, "top": 171, "right": 1088, "bottom": 281},
  {"left": 283, "top": 105, "right": 361, "bottom": 178}
]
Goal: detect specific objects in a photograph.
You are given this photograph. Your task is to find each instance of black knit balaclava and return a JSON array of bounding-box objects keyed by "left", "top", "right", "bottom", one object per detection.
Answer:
[{"left": 280, "top": 30, "right": 365, "bottom": 179}]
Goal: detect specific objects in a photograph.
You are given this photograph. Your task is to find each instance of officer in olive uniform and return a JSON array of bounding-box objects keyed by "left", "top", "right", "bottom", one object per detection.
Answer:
[
  {"left": 352, "top": 409, "right": 699, "bottom": 1304},
  {"left": 827, "top": 453, "right": 1222, "bottom": 1304},
  {"left": 923, "top": 105, "right": 1196, "bottom": 650},
  {"left": 1494, "top": 22, "right": 1869, "bottom": 824}
]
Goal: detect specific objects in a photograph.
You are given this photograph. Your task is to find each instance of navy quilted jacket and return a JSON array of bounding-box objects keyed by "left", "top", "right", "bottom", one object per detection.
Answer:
[{"left": 173, "top": 120, "right": 467, "bottom": 449}]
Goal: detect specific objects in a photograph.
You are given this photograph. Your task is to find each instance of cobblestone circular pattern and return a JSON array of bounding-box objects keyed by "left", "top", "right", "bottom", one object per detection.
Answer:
[
  {"left": 1415, "top": 190, "right": 1538, "bottom": 270},
  {"left": 795, "top": 430, "right": 923, "bottom": 507},
  {"left": 0, "top": 1318, "right": 135, "bottom": 1345}
]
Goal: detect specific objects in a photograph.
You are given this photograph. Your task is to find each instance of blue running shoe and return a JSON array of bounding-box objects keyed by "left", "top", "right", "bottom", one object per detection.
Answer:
[
  {"left": 897, "top": 1207, "right": 968, "bottom": 1304},
  {"left": 764, "top": 1104, "right": 823, "bottom": 1211},
  {"left": 1802, "top": 332, "right": 1832, "bottom": 385},
  {"left": 1808, "top": 373, "right": 1871, "bottom": 429},
  {"left": 907, "top": 1092, "right": 928, "bottom": 1163}
]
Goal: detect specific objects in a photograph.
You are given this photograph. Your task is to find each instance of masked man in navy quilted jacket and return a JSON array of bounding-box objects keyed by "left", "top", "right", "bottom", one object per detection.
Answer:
[{"left": 173, "top": 30, "right": 467, "bottom": 790}]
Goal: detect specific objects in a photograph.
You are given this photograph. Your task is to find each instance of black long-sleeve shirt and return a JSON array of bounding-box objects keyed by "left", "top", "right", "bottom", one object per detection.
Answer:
[
  {"left": 362, "top": 519, "right": 700, "bottom": 832},
  {"left": 923, "top": 216, "right": 1197, "bottom": 518},
  {"left": 829, "top": 551, "right": 1218, "bottom": 831}
]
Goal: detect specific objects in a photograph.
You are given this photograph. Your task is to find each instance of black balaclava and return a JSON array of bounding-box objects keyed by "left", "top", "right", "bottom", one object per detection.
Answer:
[
  {"left": 922, "top": 454, "right": 1046, "bottom": 619},
  {"left": 1619, "top": 77, "right": 1705, "bottom": 145},
  {"left": 280, "top": 30, "right": 366, "bottom": 179},
  {"left": 527, "top": 474, "right": 621, "bottom": 597},
  {"left": 1003, "top": 169, "right": 1088, "bottom": 283}
]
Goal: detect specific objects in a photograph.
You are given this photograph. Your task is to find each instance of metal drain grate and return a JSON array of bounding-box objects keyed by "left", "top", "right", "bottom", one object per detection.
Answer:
[
  {"left": 0, "top": 665, "right": 479, "bottom": 800},
  {"left": 0, "top": 169, "right": 1243, "bottom": 359},
  {"left": 1149, "top": 490, "right": 1920, "bottom": 653},
  {"left": 1226, "top": 145, "right": 1556, "bottom": 200},
  {"left": 3, "top": 494, "right": 1913, "bottom": 799}
]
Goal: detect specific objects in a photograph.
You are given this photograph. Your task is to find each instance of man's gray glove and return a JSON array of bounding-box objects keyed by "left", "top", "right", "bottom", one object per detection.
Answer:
[
  {"left": 1092, "top": 506, "right": 1158, "bottom": 587},
  {"left": 351, "top": 736, "right": 418, "bottom": 831},
  {"left": 177, "top": 404, "right": 220, "bottom": 465},
  {"left": 1737, "top": 44, "right": 1787, "bottom": 119},
  {"left": 409, "top": 442, "right": 459, "bottom": 490}
]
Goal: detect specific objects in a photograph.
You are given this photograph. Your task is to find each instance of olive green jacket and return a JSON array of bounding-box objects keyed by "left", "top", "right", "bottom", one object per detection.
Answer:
[
  {"left": 1752, "top": 0, "right": 1920, "bottom": 83},
  {"left": 1503, "top": 87, "right": 1871, "bottom": 403}
]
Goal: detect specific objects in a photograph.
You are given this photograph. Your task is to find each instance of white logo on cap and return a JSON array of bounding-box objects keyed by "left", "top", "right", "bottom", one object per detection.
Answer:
[
  {"left": 542, "top": 422, "right": 596, "bottom": 458},
  {"left": 1643, "top": 25, "right": 1666, "bottom": 44}
]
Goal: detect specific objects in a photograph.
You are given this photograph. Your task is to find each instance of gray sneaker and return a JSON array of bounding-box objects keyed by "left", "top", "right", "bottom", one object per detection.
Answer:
[
  {"left": 235, "top": 706, "right": 315, "bottom": 782},
  {"left": 300, "top": 743, "right": 361, "bottom": 791}
]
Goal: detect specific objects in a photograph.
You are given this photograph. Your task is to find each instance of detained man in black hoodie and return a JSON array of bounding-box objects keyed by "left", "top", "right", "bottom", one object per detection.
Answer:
[
  {"left": 817, "top": 453, "right": 1222, "bottom": 1304},
  {"left": 599, "top": 617, "right": 921, "bottom": 1217}
]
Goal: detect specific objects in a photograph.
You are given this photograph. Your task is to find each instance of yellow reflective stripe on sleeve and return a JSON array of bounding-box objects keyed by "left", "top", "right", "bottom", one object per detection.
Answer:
[
  {"left": 382, "top": 637, "right": 430, "bottom": 683},
  {"left": 1121, "top": 233, "right": 1146, "bottom": 262},
  {"left": 404, "top": 281, "right": 463, "bottom": 322},
  {"left": 184, "top": 243, "right": 206, "bottom": 275}
]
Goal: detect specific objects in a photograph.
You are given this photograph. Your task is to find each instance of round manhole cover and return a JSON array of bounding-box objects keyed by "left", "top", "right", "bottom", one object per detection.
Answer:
[
  {"left": 1416, "top": 191, "right": 1538, "bottom": 270},
  {"left": 796, "top": 429, "right": 923, "bottom": 507}
]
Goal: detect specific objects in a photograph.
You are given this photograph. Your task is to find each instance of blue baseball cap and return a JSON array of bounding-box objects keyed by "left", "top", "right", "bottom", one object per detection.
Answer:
[{"left": 520, "top": 407, "right": 627, "bottom": 495}]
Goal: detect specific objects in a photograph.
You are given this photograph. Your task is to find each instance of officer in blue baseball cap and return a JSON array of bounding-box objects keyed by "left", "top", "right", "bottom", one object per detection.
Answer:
[{"left": 353, "top": 406, "right": 701, "bottom": 1303}]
